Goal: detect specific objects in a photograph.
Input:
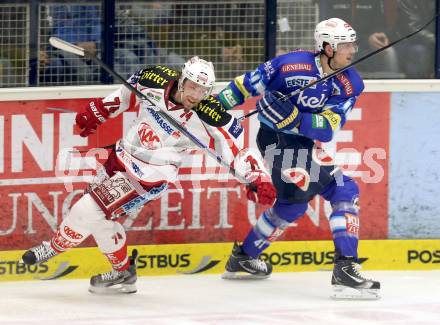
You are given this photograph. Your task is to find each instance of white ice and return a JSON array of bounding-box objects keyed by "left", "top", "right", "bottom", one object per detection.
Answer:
[{"left": 1, "top": 271, "right": 439, "bottom": 325}]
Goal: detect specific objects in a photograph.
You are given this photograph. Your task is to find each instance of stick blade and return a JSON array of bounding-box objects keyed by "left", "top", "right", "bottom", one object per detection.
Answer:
[{"left": 49, "top": 37, "right": 85, "bottom": 57}]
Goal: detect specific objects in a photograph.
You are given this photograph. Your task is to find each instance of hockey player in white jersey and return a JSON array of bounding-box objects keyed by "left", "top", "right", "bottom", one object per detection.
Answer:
[{"left": 21, "top": 57, "right": 276, "bottom": 294}]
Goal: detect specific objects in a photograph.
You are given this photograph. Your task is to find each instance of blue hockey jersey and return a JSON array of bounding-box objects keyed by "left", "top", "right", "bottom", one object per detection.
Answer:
[{"left": 217, "top": 50, "right": 364, "bottom": 142}]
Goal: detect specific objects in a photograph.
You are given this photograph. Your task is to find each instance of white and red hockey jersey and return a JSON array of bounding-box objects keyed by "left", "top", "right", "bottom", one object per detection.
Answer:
[{"left": 99, "top": 65, "right": 260, "bottom": 187}]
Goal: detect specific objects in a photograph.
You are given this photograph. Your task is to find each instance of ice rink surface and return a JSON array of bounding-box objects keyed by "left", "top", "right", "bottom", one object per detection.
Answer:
[{"left": 1, "top": 270, "right": 439, "bottom": 325}]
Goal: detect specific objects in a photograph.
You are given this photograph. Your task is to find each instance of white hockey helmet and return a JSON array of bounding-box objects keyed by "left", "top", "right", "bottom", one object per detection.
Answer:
[
  {"left": 314, "top": 18, "right": 357, "bottom": 52},
  {"left": 178, "top": 56, "right": 215, "bottom": 98}
]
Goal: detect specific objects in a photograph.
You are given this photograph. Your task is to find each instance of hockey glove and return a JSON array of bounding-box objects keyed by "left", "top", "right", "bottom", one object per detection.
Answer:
[
  {"left": 257, "top": 91, "right": 301, "bottom": 131},
  {"left": 75, "top": 98, "right": 118, "bottom": 137},
  {"left": 245, "top": 170, "right": 276, "bottom": 206}
]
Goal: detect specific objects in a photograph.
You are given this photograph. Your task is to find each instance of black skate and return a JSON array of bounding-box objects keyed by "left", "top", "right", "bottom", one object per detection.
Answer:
[
  {"left": 89, "top": 249, "right": 138, "bottom": 294},
  {"left": 21, "top": 241, "right": 58, "bottom": 265},
  {"left": 331, "top": 257, "right": 380, "bottom": 300},
  {"left": 222, "top": 242, "right": 272, "bottom": 280}
]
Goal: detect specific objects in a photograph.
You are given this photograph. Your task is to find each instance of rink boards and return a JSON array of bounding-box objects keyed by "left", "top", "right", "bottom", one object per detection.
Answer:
[
  {"left": 0, "top": 239, "right": 439, "bottom": 282},
  {"left": 1, "top": 82, "right": 440, "bottom": 283}
]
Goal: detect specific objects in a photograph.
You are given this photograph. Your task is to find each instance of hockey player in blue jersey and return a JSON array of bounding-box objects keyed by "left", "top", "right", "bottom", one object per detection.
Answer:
[{"left": 217, "top": 18, "right": 380, "bottom": 299}]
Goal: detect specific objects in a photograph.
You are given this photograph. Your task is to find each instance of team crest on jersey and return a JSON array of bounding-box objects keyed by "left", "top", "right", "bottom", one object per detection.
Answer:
[
  {"left": 138, "top": 122, "right": 162, "bottom": 149},
  {"left": 281, "top": 167, "right": 310, "bottom": 191}
]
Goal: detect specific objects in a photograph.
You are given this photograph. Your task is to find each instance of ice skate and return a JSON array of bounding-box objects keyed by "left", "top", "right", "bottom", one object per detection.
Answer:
[
  {"left": 89, "top": 249, "right": 138, "bottom": 294},
  {"left": 21, "top": 241, "right": 58, "bottom": 265},
  {"left": 331, "top": 257, "right": 380, "bottom": 300},
  {"left": 222, "top": 242, "right": 272, "bottom": 280}
]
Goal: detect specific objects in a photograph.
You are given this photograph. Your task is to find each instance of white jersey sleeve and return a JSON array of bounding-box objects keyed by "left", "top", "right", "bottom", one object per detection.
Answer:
[
  {"left": 195, "top": 96, "right": 269, "bottom": 181},
  {"left": 100, "top": 69, "right": 145, "bottom": 118}
]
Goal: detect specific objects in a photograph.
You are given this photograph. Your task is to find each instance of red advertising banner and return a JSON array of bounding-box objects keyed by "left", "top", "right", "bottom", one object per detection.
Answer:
[{"left": 0, "top": 93, "right": 389, "bottom": 250}]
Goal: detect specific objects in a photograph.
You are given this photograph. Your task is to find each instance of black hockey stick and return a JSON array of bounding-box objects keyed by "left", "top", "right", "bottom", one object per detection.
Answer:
[
  {"left": 49, "top": 37, "right": 250, "bottom": 184},
  {"left": 239, "top": 12, "right": 440, "bottom": 121}
]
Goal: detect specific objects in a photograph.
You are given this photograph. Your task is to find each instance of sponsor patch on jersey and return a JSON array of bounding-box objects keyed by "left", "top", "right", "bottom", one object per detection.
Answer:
[
  {"left": 321, "top": 110, "right": 341, "bottom": 131},
  {"left": 112, "top": 182, "right": 168, "bottom": 218},
  {"left": 218, "top": 88, "right": 239, "bottom": 109},
  {"left": 336, "top": 73, "right": 353, "bottom": 96},
  {"left": 155, "top": 65, "right": 179, "bottom": 77},
  {"left": 312, "top": 114, "right": 327, "bottom": 129},
  {"left": 285, "top": 76, "right": 317, "bottom": 89},
  {"left": 228, "top": 119, "right": 244, "bottom": 138},
  {"left": 195, "top": 97, "right": 225, "bottom": 124},
  {"left": 296, "top": 92, "right": 327, "bottom": 109},
  {"left": 281, "top": 63, "right": 312, "bottom": 73},
  {"left": 116, "top": 149, "right": 145, "bottom": 179},
  {"left": 139, "top": 69, "right": 172, "bottom": 87},
  {"left": 263, "top": 61, "right": 275, "bottom": 78},
  {"left": 345, "top": 213, "right": 360, "bottom": 237},
  {"left": 147, "top": 107, "right": 174, "bottom": 135},
  {"left": 128, "top": 70, "right": 142, "bottom": 85},
  {"left": 131, "top": 162, "right": 144, "bottom": 178},
  {"left": 145, "top": 91, "right": 162, "bottom": 102},
  {"left": 63, "top": 226, "right": 83, "bottom": 240}
]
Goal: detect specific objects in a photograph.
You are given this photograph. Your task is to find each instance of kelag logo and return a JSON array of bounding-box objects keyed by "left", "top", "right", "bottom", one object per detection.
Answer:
[{"left": 408, "top": 250, "right": 440, "bottom": 264}]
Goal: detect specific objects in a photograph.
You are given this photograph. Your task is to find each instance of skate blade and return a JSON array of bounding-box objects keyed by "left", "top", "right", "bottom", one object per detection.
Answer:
[
  {"left": 88, "top": 283, "right": 137, "bottom": 295},
  {"left": 221, "top": 271, "right": 270, "bottom": 280},
  {"left": 331, "top": 285, "right": 380, "bottom": 300}
]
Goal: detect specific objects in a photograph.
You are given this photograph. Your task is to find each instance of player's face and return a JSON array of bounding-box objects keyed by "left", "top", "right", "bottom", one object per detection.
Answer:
[
  {"left": 333, "top": 42, "right": 358, "bottom": 68},
  {"left": 181, "top": 79, "right": 210, "bottom": 110}
]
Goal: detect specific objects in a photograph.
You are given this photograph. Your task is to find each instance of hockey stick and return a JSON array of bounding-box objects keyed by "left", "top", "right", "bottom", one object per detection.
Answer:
[
  {"left": 239, "top": 12, "right": 440, "bottom": 121},
  {"left": 49, "top": 37, "right": 249, "bottom": 184}
]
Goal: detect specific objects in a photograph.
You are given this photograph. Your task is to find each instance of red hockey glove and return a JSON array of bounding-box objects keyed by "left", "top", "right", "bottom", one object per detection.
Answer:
[
  {"left": 245, "top": 170, "right": 276, "bottom": 206},
  {"left": 75, "top": 98, "right": 115, "bottom": 137}
]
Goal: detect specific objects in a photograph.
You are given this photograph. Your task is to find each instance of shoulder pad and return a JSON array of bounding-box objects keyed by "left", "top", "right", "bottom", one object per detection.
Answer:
[
  {"left": 194, "top": 96, "right": 232, "bottom": 127},
  {"left": 137, "top": 65, "right": 180, "bottom": 90},
  {"left": 335, "top": 68, "right": 364, "bottom": 97}
]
